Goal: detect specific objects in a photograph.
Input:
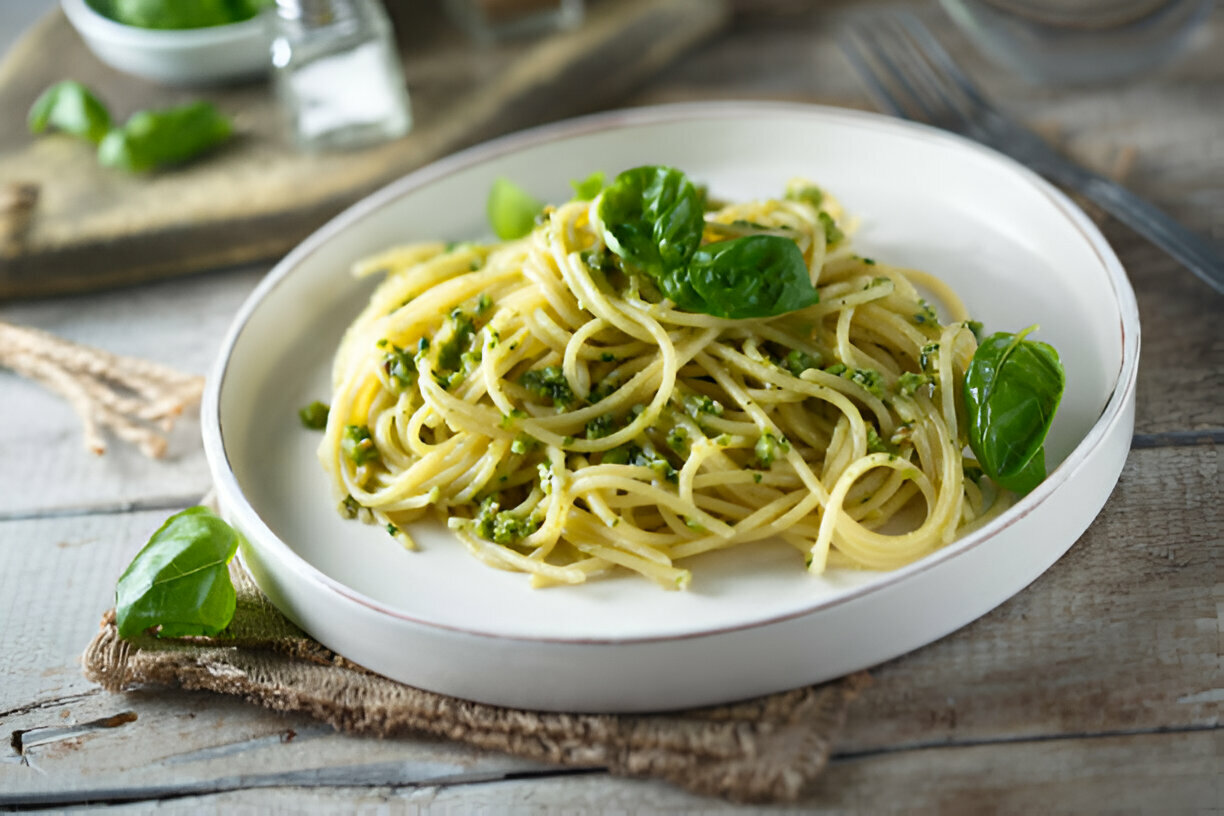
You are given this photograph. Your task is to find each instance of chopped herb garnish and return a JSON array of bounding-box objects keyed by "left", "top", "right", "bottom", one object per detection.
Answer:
[
  {"left": 784, "top": 349, "right": 822, "bottom": 377},
  {"left": 665, "top": 425, "right": 689, "bottom": 453},
  {"left": 897, "top": 371, "right": 934, "bottom": 397},
  {"left": 818, "top": 211, "right": 844, "bottom": 245},
  {"left": 510, "top": 433, "right": 538, "bottom": 455},
  {"left": 849, "top": 368, "right": 884, "bottom": 397},
  {"left": 473, "top": 497, "right": 539, "bottom": 546},
  {"left": 436, "top": 309, "right": 476, "bottom": 373},
  {"left": 965, "top": 319, "right": 984, "bottom": 342},
  {"left": 500, "top": 408, "right": 527, "bottom": 429},
  {"left": 867, "top": 427, "right": 895, "bottom": 454},
  {"left": 476, "top": 293, "right": 494, "bottom": 315},
  {"left": 382, "top": 343, "right": 417, "bottom": 391},
  {"left": 386, "top": 523, "right": 399, "bottom": 537},
  {"left": 520, "top": 365, "right": 576, "bottom": 409},
  {"left": 342, "top": 425, "right": 378, "bottom": 466},
  {"left": 341, "top": 495, "right": 361, "bottom": 518},
  {"left": 683, "top": 393, "right": 724, "bottom": 420},
  {"left": 753, "top": 472, "right": 763, "bottom": 483},
  {"left": 784, "top": 180, "right": 824, "bottom": 209},
  {"left": 914, "top": 299, "right": 939, "bottom": 326},
  {"left": 298, "top": 400, "right": 329, "bottom": 430},
  {"left": 585, "top": 413, "right": 616, "bottom": 439},
  {"left": 824, "top": 362, "right": 847, "bottom": 376},
  {"left": 920, "top": 342, "right": 940, "bottom": 373},
  {"left": 755, "top": 431, "right": 789, "bottom": 467}
]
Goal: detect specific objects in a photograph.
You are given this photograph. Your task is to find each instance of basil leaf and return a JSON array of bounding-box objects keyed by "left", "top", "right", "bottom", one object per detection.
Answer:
[
  {"left": 115, "top": 506, "right": 241, "bottom": 639},
  {"left": 685, "top": 235, "right": 818, "bottom": 319},
  {"left": 963, "top": 327, "right": 1065, "bottom": 495},
  {"left": 487, "top": 177, "right": 544, "bottom": 240},
  {"left": 598, "top": 165, "right": 704, "bottom": 278},
  {"left": 27, "top": 81, "right": 112, "bottom": 145},
  {"left": 98, "top": 101, "right": 232, "bottom": 173},
  {"left": 569, "top": 171, "right": 605, "bottom": 201}
]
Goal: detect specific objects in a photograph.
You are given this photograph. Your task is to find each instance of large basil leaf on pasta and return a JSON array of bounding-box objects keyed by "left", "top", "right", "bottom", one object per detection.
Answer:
[
  {"left": 599, "top": 165, "right": 705, "bottom": 278},
  {"left": 114, "top": 506, "right": 241, "bottom": 639},
  {"left": 685, "top": 235, "right": 818, "bottom": 319},
  {"left": 963, "top": 328, "right": 1064, "bottom": 495}
]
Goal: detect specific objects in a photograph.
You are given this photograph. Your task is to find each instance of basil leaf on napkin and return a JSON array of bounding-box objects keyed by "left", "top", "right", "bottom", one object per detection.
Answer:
[
  {"left": 115, "top": 506, "right": 241, "bottom": 639},
  {"left": 27, "top": 80, "right": 112, "bottom": 145}
]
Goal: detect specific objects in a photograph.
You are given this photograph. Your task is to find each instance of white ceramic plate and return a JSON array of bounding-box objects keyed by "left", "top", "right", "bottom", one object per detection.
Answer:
[{"left": 203, "top": 102, "right": 1139, "bottom": 713}]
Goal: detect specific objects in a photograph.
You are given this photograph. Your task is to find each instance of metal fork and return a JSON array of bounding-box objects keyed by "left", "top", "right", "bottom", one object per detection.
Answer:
[{"left": 840, "top": 11, "right": 1224, "bottom": 295}]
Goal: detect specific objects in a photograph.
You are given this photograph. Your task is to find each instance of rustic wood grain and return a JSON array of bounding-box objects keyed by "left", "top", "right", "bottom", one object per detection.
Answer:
[
  {"left": 0, "top": 0, "right": 730, "bottom": 298},
  {"left": 23, "top": 730, "right": 1218, "bottom": 812}
]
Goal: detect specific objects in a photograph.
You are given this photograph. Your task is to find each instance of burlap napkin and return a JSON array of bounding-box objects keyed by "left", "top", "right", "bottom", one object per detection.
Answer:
[{"left": 83, "top": 562, "right": 867, "bottom": 804}]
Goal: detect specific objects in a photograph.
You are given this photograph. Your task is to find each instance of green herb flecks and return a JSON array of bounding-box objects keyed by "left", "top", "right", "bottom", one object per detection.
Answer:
[
  {"left": 897, "top": 372, "right": 933, "bottom": 397},
  {"left": 754, "top": 431, "right": 790, "bottom": 467},
  {"left": 818, "top": 211, "right": 844, "bottom": 245},
  {"left": 298, "top": 400, "right": 329, "bottom": 430},
  {"left": 784, "top": 349, "right": 822, "bottom": 377},
  {"left": 783, "top": 180, "right": 824, "bottom": 209},
  {"left": 473, "top": 497, "right": 539, "bottom": 547},
  {"left": 585, "top": 413, "right": 617, "bottom": 440},
  {"left": 848, "top": 368, "right": 884, "bottom": 397},
  {"left": 520, "top": 365, "right": 576, "bottom": 409},
  {"left": 342, "top": 424, "right": 379, "bottom": 466}
]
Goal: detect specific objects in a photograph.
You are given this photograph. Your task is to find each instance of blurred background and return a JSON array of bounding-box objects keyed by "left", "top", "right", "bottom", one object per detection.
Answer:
[{"left": 0, "top": 0, "right": 1218, "bottom": 299}]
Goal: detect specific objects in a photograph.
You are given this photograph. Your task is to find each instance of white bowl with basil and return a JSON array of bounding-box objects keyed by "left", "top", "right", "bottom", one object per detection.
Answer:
[
  {"left": 201, "top": 102, "right": 1140, "bottom": 712},
  {"left": 62, "top": 0, "right": 270, "bottom": 86}
]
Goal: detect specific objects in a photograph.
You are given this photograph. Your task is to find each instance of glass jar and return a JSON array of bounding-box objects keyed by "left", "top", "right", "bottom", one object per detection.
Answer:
[{"left": 270, "top": 0, "right": 413, "bottom": 150}]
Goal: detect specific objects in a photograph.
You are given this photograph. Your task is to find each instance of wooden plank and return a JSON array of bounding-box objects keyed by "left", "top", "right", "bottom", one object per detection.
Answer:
[
  {"left": 0, "top": 0, "right": 731, "bottom": 298},
  {"left": 0, "top": 265, "right": 261, "bottom": 517},
  {"left": 37, "top": 730, "right": 1222, "bottom": 811}
]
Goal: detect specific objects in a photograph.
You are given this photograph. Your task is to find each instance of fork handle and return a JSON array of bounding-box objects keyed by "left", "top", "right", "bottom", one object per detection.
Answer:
[{"left": 1059, "top": 170, "right": 1224, "bottom": 296}]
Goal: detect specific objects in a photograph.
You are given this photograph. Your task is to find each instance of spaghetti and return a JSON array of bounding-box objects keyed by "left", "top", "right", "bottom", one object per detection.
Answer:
[{"left": 320, "top": 173, "right": 1006, "bottom": 588}]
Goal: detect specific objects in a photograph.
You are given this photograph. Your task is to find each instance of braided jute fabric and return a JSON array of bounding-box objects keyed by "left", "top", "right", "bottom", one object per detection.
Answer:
[{"left": 84, "top": 563, "right": 868, "bottom": 803}]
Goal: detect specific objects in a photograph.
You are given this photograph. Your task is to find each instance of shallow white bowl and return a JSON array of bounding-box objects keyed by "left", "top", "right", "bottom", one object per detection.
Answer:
[
  {"left": 203, "top": 102, "right": 1140, "bottom": 713},
  {"left": 62, "top": 0, "right": 268, "bottom": 86}
]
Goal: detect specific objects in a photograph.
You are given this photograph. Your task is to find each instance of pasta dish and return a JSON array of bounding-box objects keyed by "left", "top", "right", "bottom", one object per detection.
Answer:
[{"left": 318, "top": 166, "right": 1036, "bottom": 589}]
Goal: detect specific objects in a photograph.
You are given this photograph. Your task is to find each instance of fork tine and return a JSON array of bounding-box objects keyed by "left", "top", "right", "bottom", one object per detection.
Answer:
[
  {"left": 893, "top": 10, "right": 997, "bottom": 115},
  {"left": 875, "top": 14, "right": 976, "bottom": 127},
  {"left": 837, "top": 22, "right": 908, "bottom": 118},
  {"left": 841, "top": 15, "right": 969, "bottom": 131}
]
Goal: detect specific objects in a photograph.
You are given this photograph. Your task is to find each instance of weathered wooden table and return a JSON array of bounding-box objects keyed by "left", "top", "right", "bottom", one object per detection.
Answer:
[{"left": 2, "top": 1, "right": 1220, "bottom": 810}]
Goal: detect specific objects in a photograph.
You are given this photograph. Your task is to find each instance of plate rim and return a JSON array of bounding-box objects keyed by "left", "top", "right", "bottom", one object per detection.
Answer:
[{"left": 202, "top": 99, "right": 1141, "bottom": 646}]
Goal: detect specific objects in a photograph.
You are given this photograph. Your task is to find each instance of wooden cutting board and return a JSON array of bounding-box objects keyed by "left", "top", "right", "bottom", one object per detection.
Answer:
[{"left": 0, "top": 0, "right": 729, "bottom": 298}]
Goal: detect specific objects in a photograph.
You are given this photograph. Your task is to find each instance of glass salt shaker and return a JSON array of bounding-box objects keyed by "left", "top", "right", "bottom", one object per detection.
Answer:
[{"left": 270, "top": 0, "right": 413, "bottom": 151}]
